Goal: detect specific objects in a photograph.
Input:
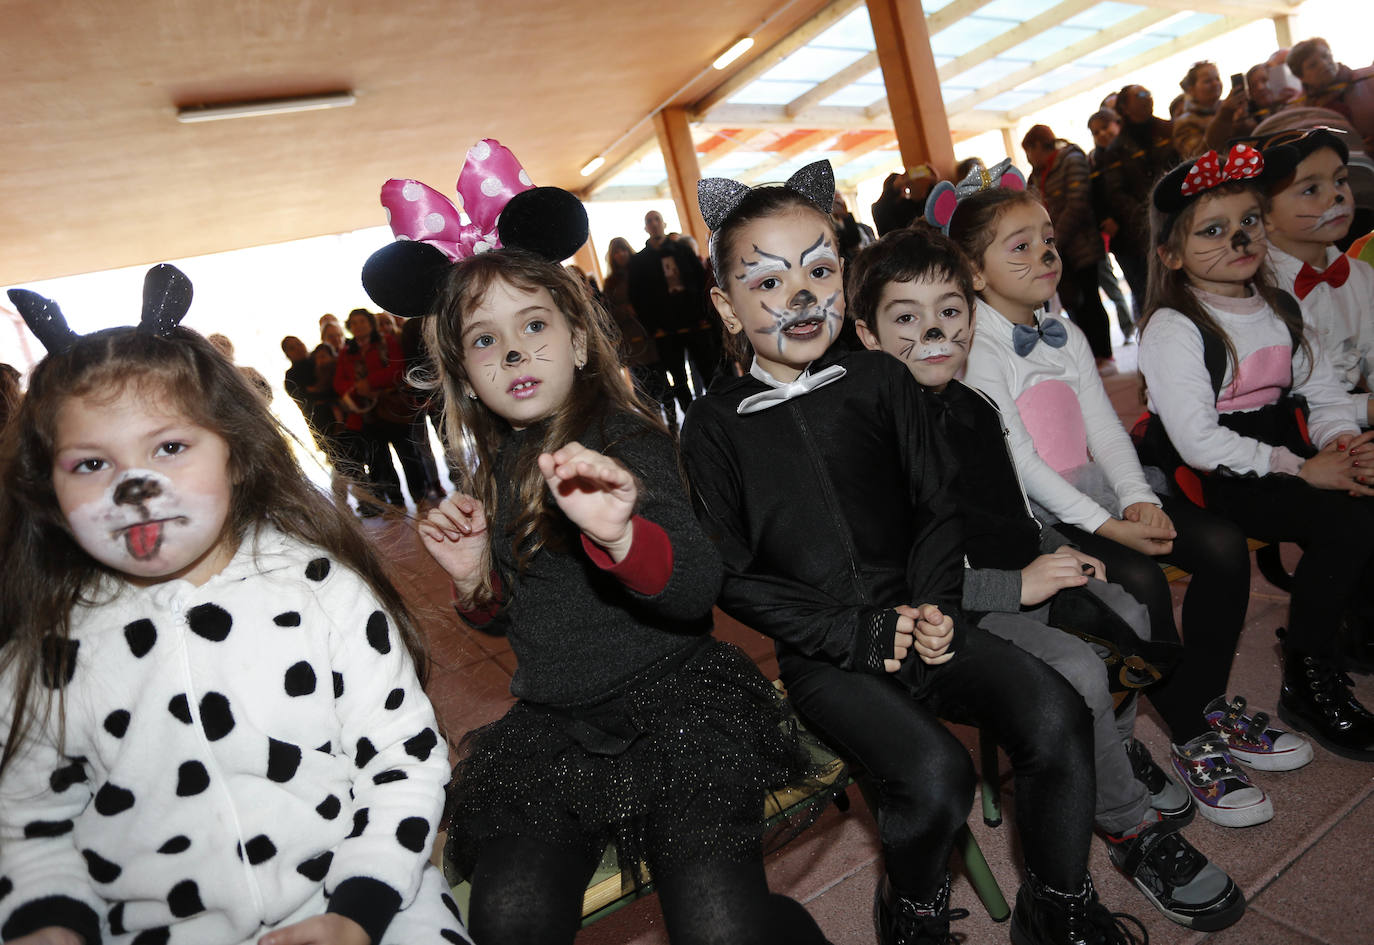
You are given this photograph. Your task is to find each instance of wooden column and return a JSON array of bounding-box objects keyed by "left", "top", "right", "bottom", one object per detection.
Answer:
[
  {"left": 867, "top": 0, "right": 957, "bottom": 180},
  {"left": 1271, "top": 14, "right": 1292, "bottom": 49},
  {"left": 1001, "top": 126, "right": 1017, "bottom": 165},
  {"left": 653, "top": 107, "right": 710, "bottom": 245}
]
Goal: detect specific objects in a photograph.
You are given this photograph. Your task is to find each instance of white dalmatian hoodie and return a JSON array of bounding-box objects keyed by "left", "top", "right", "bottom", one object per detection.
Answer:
[{"left": 0, "top": 527, "right": 450, "bottom": 945}]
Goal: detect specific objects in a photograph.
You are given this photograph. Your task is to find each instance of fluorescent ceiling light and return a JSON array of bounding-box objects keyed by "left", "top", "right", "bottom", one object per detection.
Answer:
[
  {"left": 580, "top": 156, "right": 606, "bottom": 176},
  {"left": 713, "top": 37, "right": 755, "bottom": 70},
  {"left": 176, "top": 91, "right": 356, "bottom": 124}
]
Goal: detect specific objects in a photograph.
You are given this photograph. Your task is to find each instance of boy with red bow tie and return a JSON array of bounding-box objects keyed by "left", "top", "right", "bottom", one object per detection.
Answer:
[{"left": 1261, "top": 127, "right": 1374, "bottom": 427}]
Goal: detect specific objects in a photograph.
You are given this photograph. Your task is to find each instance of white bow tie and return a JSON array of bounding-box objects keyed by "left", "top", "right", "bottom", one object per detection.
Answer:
[{"left": 736, "top": 362, "right": 847, "bottom": 415}]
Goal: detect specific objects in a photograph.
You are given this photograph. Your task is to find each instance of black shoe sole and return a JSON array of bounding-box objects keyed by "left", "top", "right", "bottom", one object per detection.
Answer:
[
  {"left": 1277, "top": 704, "right": 1374, "bottom": 762},
  {"left": 1126, "top": 873, "right": 1246, "bottom": 932}
]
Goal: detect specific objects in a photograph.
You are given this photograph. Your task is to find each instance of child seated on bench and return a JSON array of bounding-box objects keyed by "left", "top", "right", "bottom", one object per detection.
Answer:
[{"left": 851, "top": 224, "right": 1244, "bottom": 932}]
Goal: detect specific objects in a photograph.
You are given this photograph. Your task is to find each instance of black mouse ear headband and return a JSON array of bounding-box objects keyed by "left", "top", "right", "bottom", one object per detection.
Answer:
[
  {"left": 1151, "top": 143, "right": 1265, "bottom": 241},
  {"left": 6, "top": 263, "right": 194, "bottom": 354},
  {"left": 361, "top": 139, "right": 590, "bottom": 318},
  {"left": 696, "top": 159, "right": 835, "bottom": 231}
]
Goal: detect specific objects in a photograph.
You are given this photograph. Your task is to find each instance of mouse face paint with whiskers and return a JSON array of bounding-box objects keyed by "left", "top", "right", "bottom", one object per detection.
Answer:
[
  {"left": 1265, "top": 147, "right": 1354, "bottom": 246},
  {"left": 975, "top": 201, "right": 1061, "bottom": 317},
  {"left": 1172, "top": 190, "right": 1267, "bottom": 292},
  {"left": 861, "top": 277, "right": 973, "bottom": 392},
  {"left": 53, "top": 389, "right": 235, "bottom": 585},
  {"left": 715, "top": 211, "right": 845, "bottom": 381}
]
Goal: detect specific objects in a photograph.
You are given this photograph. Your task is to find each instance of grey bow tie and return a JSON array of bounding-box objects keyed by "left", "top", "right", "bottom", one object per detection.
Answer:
[{"left": 736, "top": 363, "right": 847, "bottom": 415}]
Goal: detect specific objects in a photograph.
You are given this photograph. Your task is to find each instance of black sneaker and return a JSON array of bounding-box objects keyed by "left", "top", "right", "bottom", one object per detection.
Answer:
[
  {"left": 1105, "top": 813, "right": 1246, "bottom": 931},
  {"left": 1124, "top": 737, "right": 1194, "bottom": 827},
  {"left": 874, "top": 874, "right": 968, "bottom": 945},
  {"left": 1010, "top": 873, "right": 1146, "bottom": 945}
]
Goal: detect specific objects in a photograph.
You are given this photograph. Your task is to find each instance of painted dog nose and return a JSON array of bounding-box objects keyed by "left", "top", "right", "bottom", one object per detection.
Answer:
[{"left": 113, "top": 477, "right": 162, "bottom": 506}]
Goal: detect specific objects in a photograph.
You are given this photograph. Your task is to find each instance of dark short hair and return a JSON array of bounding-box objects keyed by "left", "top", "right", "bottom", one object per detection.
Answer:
[
  {"left": 1287, "top": 38, "right": 1331, "bottom": 79},
  {"left": 1088, "top": 109, "right": 1120, "bottom": 129},
  {"left": 1021, "top": 124, "right": 1055, "bottom": 150},
  {"left": 847, "top": 224, "right": 976, "bottom": 338}
]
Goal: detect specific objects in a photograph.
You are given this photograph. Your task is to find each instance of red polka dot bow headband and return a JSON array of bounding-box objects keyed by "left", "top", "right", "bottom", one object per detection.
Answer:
[{"left": 1178, "top": 144, "right": 1264, "bottom": 197}]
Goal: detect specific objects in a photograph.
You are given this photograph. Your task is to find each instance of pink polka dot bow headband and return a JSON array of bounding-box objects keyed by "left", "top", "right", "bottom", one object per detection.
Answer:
[
  {"left": 362, "top": 139, "right": 589, "bottom": 318},
  {"left": 1152, "top": 144, "right": 1266, "bottom": 229}
]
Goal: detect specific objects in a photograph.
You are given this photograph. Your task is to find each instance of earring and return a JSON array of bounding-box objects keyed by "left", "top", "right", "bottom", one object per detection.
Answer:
[
  {"left": 574, "top": 354, "right": 586, "bottom": 370},
  {"left": 464, "top": 388, "right": 477, "bottom": 400}
]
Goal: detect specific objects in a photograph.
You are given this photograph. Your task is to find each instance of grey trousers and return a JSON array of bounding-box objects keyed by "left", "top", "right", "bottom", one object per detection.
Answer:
[{"left": 979, "top": 580, "right": 1152, "bottom": 834}]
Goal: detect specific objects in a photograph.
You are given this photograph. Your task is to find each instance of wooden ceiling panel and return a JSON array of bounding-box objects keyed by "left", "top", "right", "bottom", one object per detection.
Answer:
[{"left": 0, "top": 0, "right": 832, "bottom": 283}]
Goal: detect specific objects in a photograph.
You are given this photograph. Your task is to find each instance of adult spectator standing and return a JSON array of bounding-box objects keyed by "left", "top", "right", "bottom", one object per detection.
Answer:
[
  {"left": 830, "top": 192, "right": 875, "bottom": 269},
  {"left": 604, "top": 236, "right": 674, "bottom": 432},
  {"left": 1173, "top": 61, "right": 1254, "bottom": 158},
  {"left": 1086, "top": 109, "right": 1136, "bottom": 342},
  {"left": 1287, "top": 37, "right": 1374, "bottom": 154},
  {"left": 1100, "top": 84, "right": 1179, "bottom": 314},
  {"left": 628, "top": 209, "right": 716, "bottom": 415},
  {"left": 1244, "top": 61, "right": 1294, "bottom": 126},
  {"left": 1022, "top": 124, "right": 1114, "bottom": 363},
  {"left": 870, "top": 166, "right": 934, "bottom": 235},
  {"left": 281, "top": 335, "right": 316, "bottom": 432}
]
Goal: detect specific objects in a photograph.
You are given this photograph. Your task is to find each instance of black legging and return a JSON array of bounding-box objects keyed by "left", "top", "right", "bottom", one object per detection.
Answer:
[
  {"left": 780, "top": 624, "right": 1094, "bottom": 901},
  {"left": 468, "top": 835, "right": 829, "bottom": 945},
  {"left": 1202, "top": 474, "right": 1374, "bottom": 657},
  {"left": 1055, "top": 493, "right": 1251, "bottom": 742}
]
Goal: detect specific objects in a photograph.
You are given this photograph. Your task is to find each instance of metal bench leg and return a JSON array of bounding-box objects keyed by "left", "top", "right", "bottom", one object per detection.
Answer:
[
  {"left": 979, "top": 730, "right": 1002, "bottom": 828},
  {"left": 957, "top": 823, "right": 1010, "bottom": 922}
]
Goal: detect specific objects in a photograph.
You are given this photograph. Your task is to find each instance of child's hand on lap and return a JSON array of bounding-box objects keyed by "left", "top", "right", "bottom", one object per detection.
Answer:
[
  {"left": 418, "top": 493, "right": 491, "bottom": 604},
  {"left": 259, "top": 914, "right": 370, "bottom": 945},
  {"left": 1098, "top": 504, "right": 1175, "bottom": 556},
  {"left": 886, "top": 606, "right": 916, "bottom": 672},
  {"left": 1060, "top": 546, "right": 1107, "bottom": 583},
  {"left": 1020, "top": 551, "right": 1092, "bottom": 606},
  {"left": 539, "top": 441, "right": 639, "bottom": 562},
  {"left": 901, "top": 603, "right": 955, "bottom": 665},
  {"left": 1300, "top": 436, "right": 1374, "bottom": 496}
]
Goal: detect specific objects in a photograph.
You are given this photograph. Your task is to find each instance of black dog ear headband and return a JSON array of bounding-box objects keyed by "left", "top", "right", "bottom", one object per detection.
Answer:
[
  {"left": 696, "top": 159, "right": 836, "bottom": 231},
  {"left": 6, "top": 264, "right": 193, "bottom": 354},
  {"left": 361, "top": 139, "right": 590, "bottom": 318}
]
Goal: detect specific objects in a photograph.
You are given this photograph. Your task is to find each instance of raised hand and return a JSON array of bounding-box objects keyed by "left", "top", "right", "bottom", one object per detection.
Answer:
[
  {"left": 417, "top": 493, "right": 491, "bottom": 604},
  {"left": 538, "top": 441, "right": 639, "bottom": 561}
]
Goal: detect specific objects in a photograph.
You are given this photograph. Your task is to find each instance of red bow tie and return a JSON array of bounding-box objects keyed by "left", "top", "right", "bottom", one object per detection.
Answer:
[{"left": 1293, "top": 253, "right": 1351, "bottom": 300}]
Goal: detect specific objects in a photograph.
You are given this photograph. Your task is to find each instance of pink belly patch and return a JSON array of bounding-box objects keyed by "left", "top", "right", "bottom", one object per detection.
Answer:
[
  {"left": 1016, "top": 379, "right": 1088, "bottom": 474},
  {"left": 1218, "top": 345, "right": 1291, "bottom": 412}
]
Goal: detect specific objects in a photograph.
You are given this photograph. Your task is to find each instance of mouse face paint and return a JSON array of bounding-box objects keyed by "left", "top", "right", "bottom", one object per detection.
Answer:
[
  {"left": 862, "top": 277, "right": 973, "bottom": 392},
  {"left": 1174, "top": 190, "right": 1266, "bottom": 295},
  {"left": 714, "top": 210, "right": 845, "bottom": 382},
  {"left": 53, "top": 389, "right": 235, "bottom": 586}
]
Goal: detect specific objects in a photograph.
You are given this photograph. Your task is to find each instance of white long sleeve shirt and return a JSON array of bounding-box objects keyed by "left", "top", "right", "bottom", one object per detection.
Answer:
[
  {"left": 1138, "top": 291, "right": 1359, "bottom": 477},
  {"left": 1268, "top": 244, "right": 1374, "bottom": 427},
  {"left": 963, "top": 301, "right": 1159, "bottom": 532}
]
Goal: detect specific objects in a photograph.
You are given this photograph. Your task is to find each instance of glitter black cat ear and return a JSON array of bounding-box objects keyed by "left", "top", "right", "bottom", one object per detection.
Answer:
[
  {"left": 6, "top": 288, "right": 78, "bottom": 354},
  {"left": 138, "top": 264, "right": 194, "bottom": 337},
  {"left": 698, "top": 177, "right": 752, "bottom": 231},
  {"left": 785, "top": 160, "right": 835, "bottom": 214}
]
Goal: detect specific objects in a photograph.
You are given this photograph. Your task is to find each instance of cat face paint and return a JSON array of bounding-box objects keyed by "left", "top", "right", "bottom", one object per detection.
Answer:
[
  {"left": 1172, "top": 190, "right": 1266, "bottom": 296},
  {"left": 53, "top": 388, "right": 235, "bottom": 586},
  {"left": 1265, "top": 147, "right": 1354, "bottom": 247},
  {"left": 975, "top": 201, "right": 1061, "bottom": 321},
  {"left": 714, "top": 210, "right": 844, "bottom": 381},
  {"left": 860, "top": 277, "right": 973, "bottom": 392}
]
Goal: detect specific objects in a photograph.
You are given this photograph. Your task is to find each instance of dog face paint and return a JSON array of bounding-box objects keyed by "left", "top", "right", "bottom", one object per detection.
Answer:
[
  {"left": 53, "top": 388, "right": 235, "bottom": 586},
  {"left": 859, "top": 276, "right": 973, "bottom": 392},
  {"left": 714, "top": 210, "right": 844, "bottom": 381}
]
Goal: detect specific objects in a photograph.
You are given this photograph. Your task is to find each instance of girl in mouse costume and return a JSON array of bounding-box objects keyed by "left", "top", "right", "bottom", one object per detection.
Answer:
[
  {"left": 362, "top": 140, "right": 830, "bottom": 945},
  {"left": 0, "top": 266, "right": 468, "bottom": 945}
]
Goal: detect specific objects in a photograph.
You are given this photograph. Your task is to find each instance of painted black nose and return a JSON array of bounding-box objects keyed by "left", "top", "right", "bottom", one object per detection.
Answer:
[
  {"left": 113, "top": 477, "right": 161, "bottom": 506},
  {"left": 505, "top": 350, "right": 523, "bottom": 365},
  {"left": 923, "top": 327, "right": 945, "bottom": 343},
  {"left": 1232, "top": 230, "right": 1251, "bottom": 250},
  {"left": 789, "top": 289, "right": 817, "bottom": 310}
]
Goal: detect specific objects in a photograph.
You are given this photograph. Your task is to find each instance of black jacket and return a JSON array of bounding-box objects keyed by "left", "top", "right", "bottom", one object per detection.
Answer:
[
  {"left": 1100, "top": 117, "right": 1179, "bottom": 254},
  {"left": 680, "top": 346, "right": 966, "bottom": 681}
]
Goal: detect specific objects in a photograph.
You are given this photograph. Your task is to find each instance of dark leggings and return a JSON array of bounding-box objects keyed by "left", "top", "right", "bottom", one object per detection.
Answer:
[
  {"left": 1060, "top": 262, "right": 1113, "bottom": 360},
  {"left": 1056, "top": 493, "right": 1251, "bottom": 742},
  {"left": 469, "top": 834, "right": 829, "bottom": 945},
  {"left": 780, "top": 624, "right": 1094, "bottom": 900},
  {"left": 1202, "top": 474, "right": 1374, "bottom": 657}
]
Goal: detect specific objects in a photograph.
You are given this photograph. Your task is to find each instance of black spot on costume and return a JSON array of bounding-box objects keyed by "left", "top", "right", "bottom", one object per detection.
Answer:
[{"left": 124, "top": 618, "right": 157, "bottom": 657}]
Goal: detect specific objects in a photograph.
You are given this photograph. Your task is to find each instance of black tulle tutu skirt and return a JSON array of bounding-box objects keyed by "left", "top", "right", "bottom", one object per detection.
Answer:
[{"left": 446, "top": 637, "right": 829, "bottom": 882}]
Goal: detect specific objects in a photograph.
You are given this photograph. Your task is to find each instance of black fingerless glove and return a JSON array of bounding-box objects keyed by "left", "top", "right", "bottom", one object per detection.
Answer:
[{"left": 850, "top": 608, "right": 900, "bottom": 675}]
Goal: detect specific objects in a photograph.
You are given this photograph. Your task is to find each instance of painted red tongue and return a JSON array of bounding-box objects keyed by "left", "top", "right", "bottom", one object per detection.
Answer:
[{"left": 125, "top": 521, "right": 163, "bottom": 560}]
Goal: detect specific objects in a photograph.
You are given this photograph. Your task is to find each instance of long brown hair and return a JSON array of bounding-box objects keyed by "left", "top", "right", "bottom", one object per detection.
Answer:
[
  {"left": 1139, "top": 181, "right": 1310, "bottom": 389},
  {"left": 0, "top": 327, "right": 429, "bottom": 777},
  {"left": 422, "top": 250, "right": 662, "bottom": 601}
]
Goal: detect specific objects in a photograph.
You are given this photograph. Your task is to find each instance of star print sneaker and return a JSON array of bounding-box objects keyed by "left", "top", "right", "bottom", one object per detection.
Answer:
[
  {"left": 1204, "top": 694, "right": 1313, "bottom": 771},
  {"left": 1169, "top": 733, "right": 1272, "bottom": 828}
]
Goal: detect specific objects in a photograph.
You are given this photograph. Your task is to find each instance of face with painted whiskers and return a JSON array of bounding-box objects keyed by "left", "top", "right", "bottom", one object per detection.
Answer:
[
  {"left": 973, "top": 200, "right": 1061, "bottom": 322},
  {"left": 711, "top": 208, "right": 844, "bottom": 381},
  {"left": 1265, "top": 147, "right": 1353, "bottom": 254},
  {"left": 1161, "top": 189, "right": 1267, "bottom": 297},
  {"left": 52, "top": 385, "right": 236, "bottom": 586},
  {"left": 858, "top": 277, "right": 973, "bottom": 392}
]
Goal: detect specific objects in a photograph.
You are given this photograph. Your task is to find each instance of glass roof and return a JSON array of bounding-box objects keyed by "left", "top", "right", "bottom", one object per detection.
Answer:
[{"left": 589, "top": 0, "right": 1283, "bottom": 200}]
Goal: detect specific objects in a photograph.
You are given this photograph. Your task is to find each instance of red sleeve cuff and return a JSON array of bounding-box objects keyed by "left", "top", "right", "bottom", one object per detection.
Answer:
[
  {"left": 453, "top": 571, "right": 502, "bottom": 626},
  {"left": 580, "top": 515, "right": 674, "bottom": 596}
]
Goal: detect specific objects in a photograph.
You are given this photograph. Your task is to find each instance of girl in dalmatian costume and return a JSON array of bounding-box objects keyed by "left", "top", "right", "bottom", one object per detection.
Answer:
[{"left": 0, "top": 266, "right": 470, "bottom": 945}]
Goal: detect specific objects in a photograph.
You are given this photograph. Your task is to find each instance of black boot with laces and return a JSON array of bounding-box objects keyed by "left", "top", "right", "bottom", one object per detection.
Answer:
[
  {"left": 1278, "top": 647, "right": 1374, "bottom": 761},
  {"left": 874, "top": 873, "right": 968, "bottom": 945},
  {"left": 1010, "top": 872, "right": 1147, "bottom": 945}
]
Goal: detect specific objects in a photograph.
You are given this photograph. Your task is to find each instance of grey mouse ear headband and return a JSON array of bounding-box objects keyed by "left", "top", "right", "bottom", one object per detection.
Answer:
[
  {"left": 6, "top": 264, "right": 194, "bottom": 354},
  {"left": 696, "top": 159, "right": 835, "bottom": 230}
]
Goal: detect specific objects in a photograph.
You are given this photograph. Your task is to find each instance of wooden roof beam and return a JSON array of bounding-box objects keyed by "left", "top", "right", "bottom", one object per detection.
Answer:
[
  {"left": 936, "top": 0, "right": 1099, "bottom": 81},
  {"left": 738, "top": 129, "right": 837, "bottom": 184},
  {"left": 786, "top": 51, "right": 879, "bottom": 116},
  {"left": 943, "top": 8, "right": 1174, "bottom": 114},
  {"left": 1132, "top": 0, "right": 1302, "bottom": 19},
  {"left": 698, "top": 128, "right": 769, "bottom": 169},
  {"left": 577, "top": 135, "right": 658, "bottom": 198},
  {"left": 925, "top": 0, "right": 1002, "bottom": 34}
]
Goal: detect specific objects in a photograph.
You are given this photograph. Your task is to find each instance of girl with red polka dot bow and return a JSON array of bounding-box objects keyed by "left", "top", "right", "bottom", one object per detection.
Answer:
[
  {"left": 1136, "top": 145, "right": 1374, "bottom": 765},
  {"left": 0, "top": 267, "right": 469, "bottom": 945}
]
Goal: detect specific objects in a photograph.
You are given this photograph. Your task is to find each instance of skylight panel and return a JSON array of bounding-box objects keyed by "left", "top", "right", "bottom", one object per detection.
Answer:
[
  {"left": 811, "top": 7, "right": 876, "bottom": 51},
  {"left": 1063, "top": 2, "right": 1146, "bottom": 30},
  {"left": 728, "top": 79, "right": 821, "bottom": 105},
  {"left": 763, "top": 46, "right": 870, "bottom": 83},
  {"left": 931, "top": 16, "right": 1020, "bottom": 58}
]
